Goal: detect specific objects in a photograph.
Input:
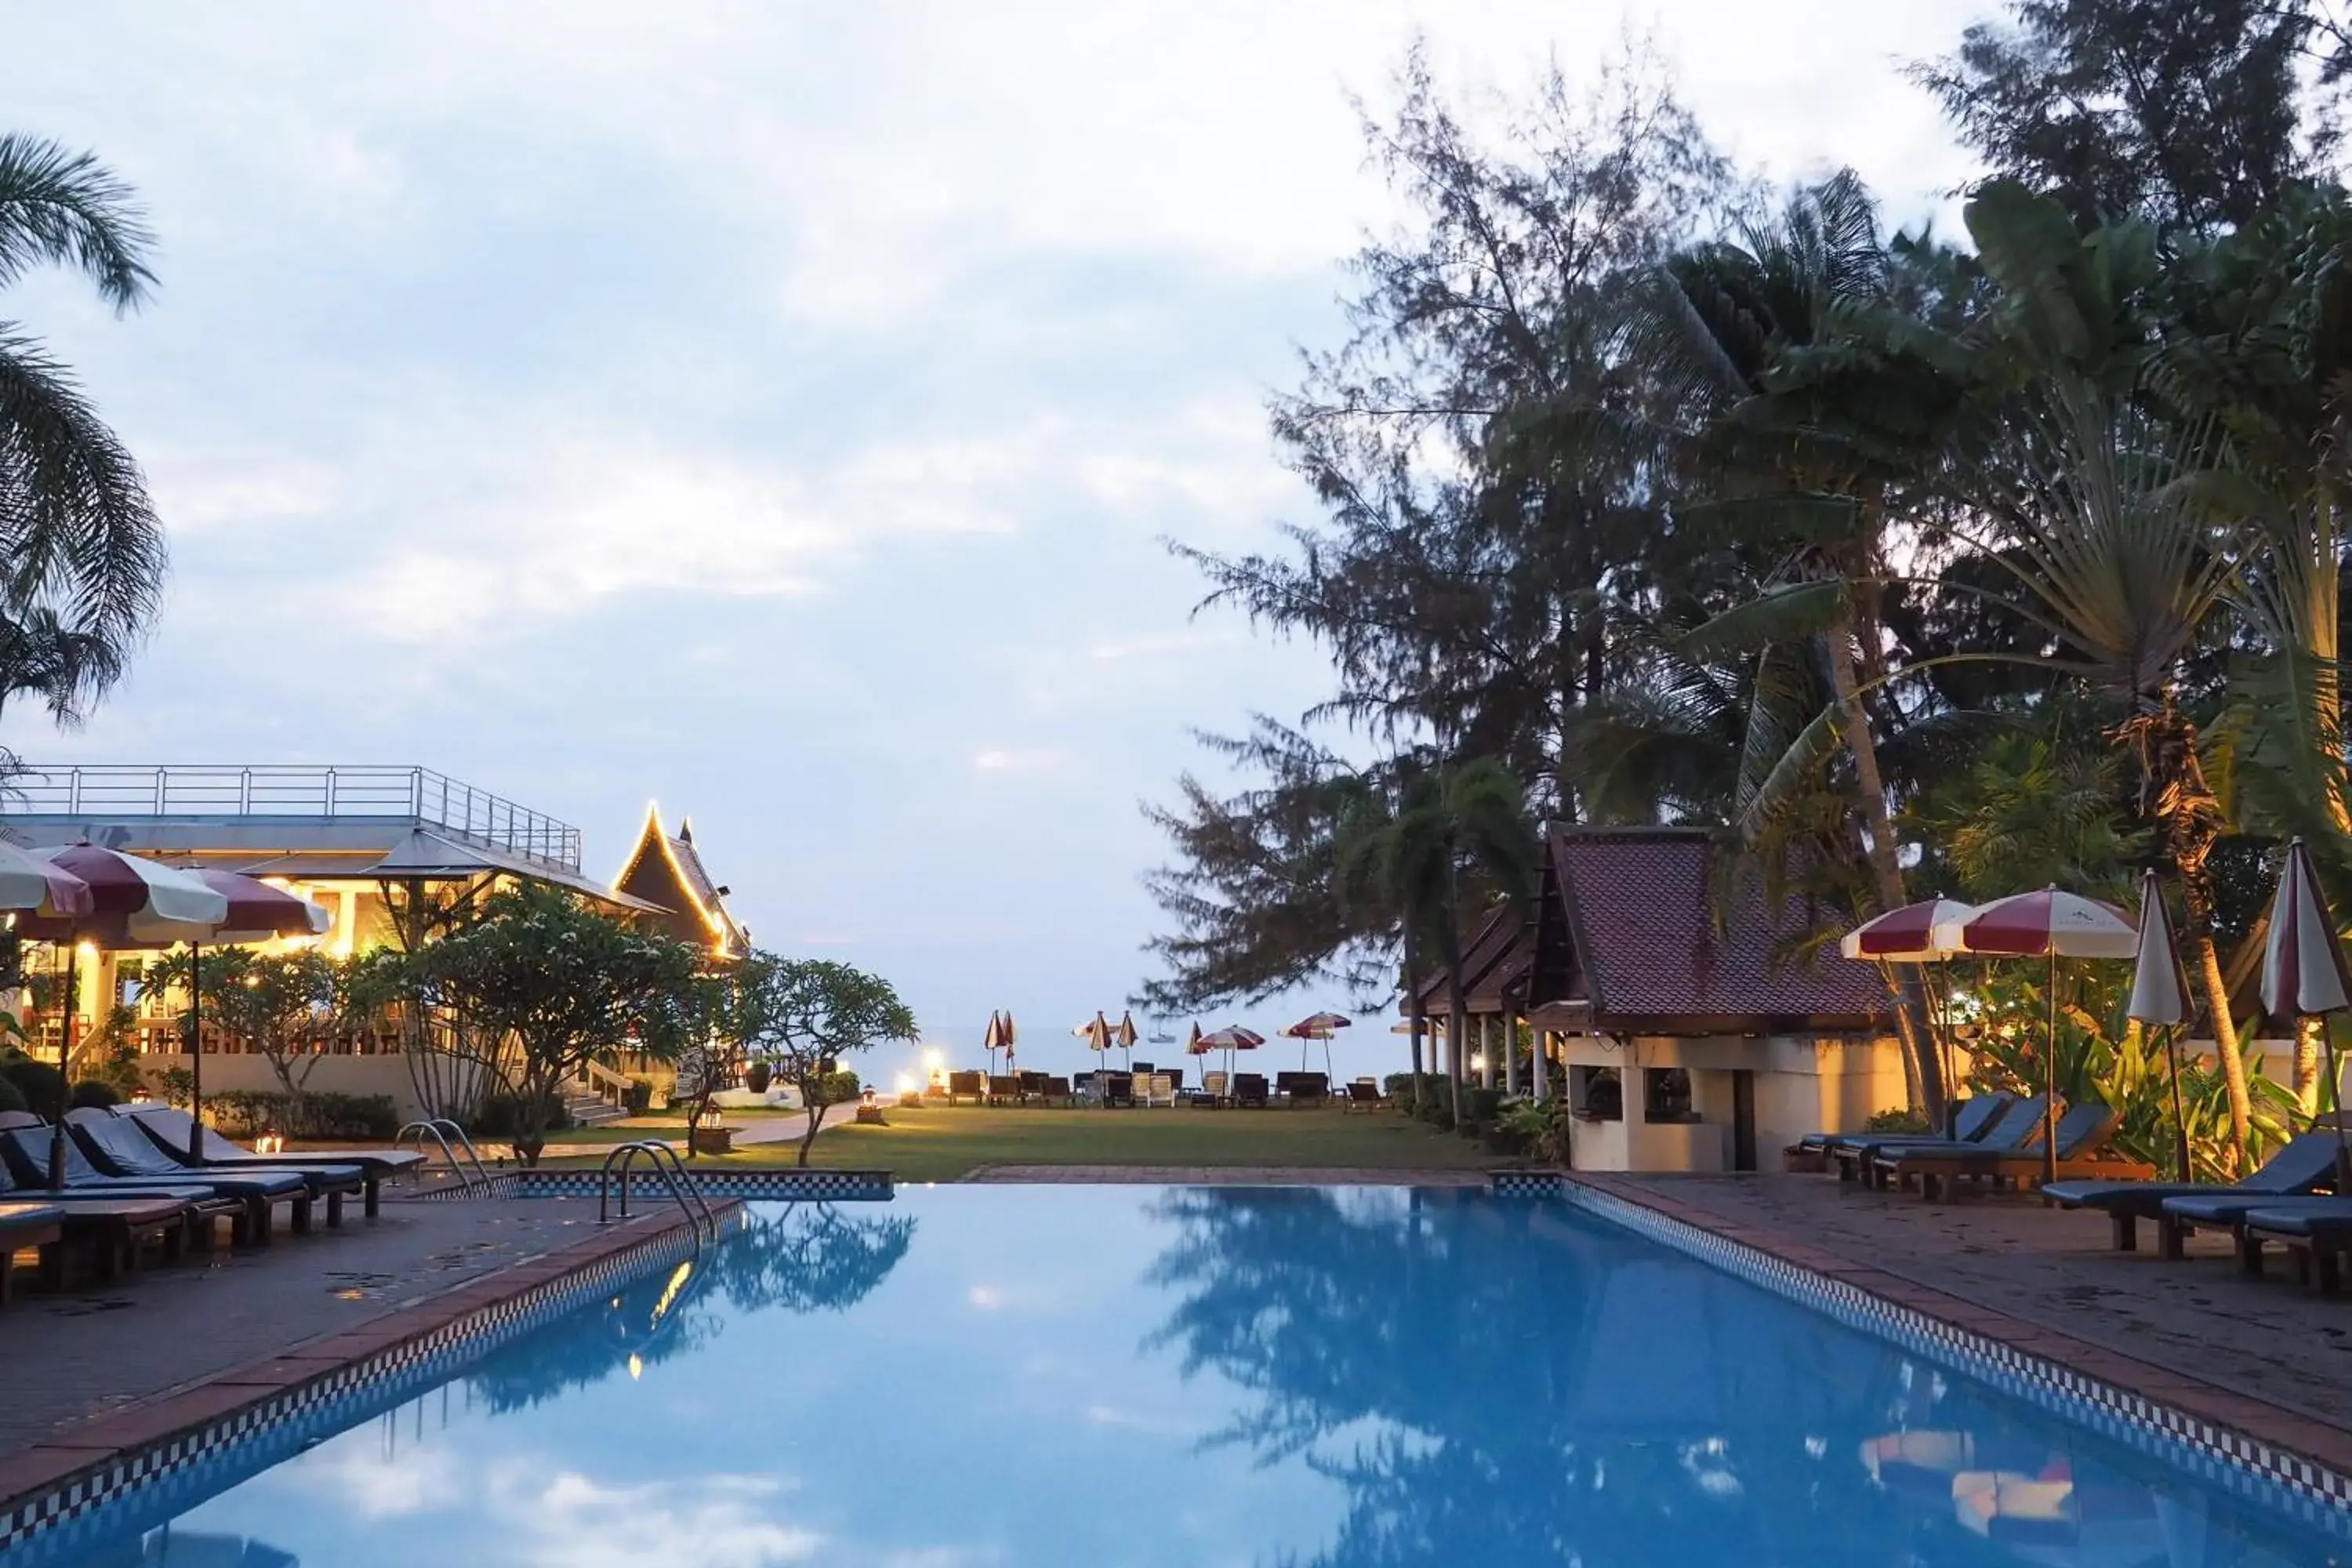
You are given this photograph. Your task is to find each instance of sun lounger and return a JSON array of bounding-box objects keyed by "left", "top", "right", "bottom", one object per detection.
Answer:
[
  {"left": 69, "top": 1110, "right": 363, "bottom": 1230},
  {"left": 2239, "top": 1200, "right": 2352, "bottom": 1290},
  {"left": 1233, "top": 1073, "right": 1270, "bottom": 1109},
  {"left": 0, "top": 1201, "right": 61, "bottom": 1305},
  {"left": 2044, "top": 1131, "right": 2345, "bottom": 1254},
  {"left": 945, "top": 1070, "right": 985, "bottom": 1105},
  {"left": 0, "top": 1154, "right": 227, "bottom": 1268},
  {"left": 985, "top": 1075, "right": 1022, "bottom": 1105},
  {"left": 1875, "top": 1102, "right": 2146, "bottom": 1200},
  {"left": 2159, "top": 1189, "right": 2352, "bottom": 1274},
  {"left": 0, "top": 1125, "right": 301, "bottom": 1244},
  {"left": 1342, "top": 1080, "right": 1382, "bottom": 1113},
  {"left": 1790, "top": 1094, "right": 2013, "bottom": 1171},
  {"left": 118, "top": 1105, "right": 422, "bottom": 1218},
  {"left": 1831, "top": 1095, "right": 2049, "bottom": 1185}
]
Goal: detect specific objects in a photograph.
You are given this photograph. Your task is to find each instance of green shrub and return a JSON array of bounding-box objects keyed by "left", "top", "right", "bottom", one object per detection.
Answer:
[
  {"left": 0, "top": 1053, "right": 64, "bottom": 1116},
  {"left": 1461, "top": 1087, "right": 1507, "bottom": 1129},
  {"left": 68, "top": 1080, "right": 122, "bottom": 1110},
  {"left": 1864, "top": 1105, "right": 1930, "bottom": 1135},
  {"left": 471, "top": 1093, "right": 575, "bottom": 1139},
  {"left": 206, "top": 1089, "right": 402, "bottom": 1140}
]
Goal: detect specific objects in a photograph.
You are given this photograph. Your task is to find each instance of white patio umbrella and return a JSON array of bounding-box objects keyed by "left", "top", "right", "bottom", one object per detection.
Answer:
[
  {"left": 2259, "top": 837, "right": 2352, "bottom": 1185},
  {"left": 1842, "top": 898, "right": 1977, "bottom": 1137},
  {"left": 2125, "top": 870, "right": 2194, "bottom": 1181},
  {"left": 1935, "top": 887, "right": 2139, "bottom": 1189}
]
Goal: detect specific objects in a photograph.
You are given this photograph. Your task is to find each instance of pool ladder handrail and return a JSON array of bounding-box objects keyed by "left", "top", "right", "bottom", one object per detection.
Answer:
[
  {"left": 598, "top": 1139, "right": 718, "bottom": 1243},
  {"left": 394, "top": 1118, "right": 495, "bottom": 1196}
]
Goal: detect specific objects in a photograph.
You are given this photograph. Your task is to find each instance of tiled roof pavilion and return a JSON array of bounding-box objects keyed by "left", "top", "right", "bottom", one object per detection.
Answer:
[{"left": 1405, "top": 826, "right": 1891, "bottom": 1035}]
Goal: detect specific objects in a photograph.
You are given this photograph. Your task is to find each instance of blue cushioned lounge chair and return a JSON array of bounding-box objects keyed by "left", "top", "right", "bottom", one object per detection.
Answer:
[
  {"left": 1831, "top": 1095, "right": 2049, "bottom": 1185},
  {"left": 2045, "top": 1131, "right": 2343, "bottom": 1255}
]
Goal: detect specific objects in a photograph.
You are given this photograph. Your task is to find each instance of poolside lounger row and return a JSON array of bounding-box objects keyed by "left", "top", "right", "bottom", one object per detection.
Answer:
[
  {"left": 1795, "top": 1092, "right": 2152, "bottom": 1201},
  {"left": 2045, "top": 1131, "right": 2346, "bottom": 1254}
]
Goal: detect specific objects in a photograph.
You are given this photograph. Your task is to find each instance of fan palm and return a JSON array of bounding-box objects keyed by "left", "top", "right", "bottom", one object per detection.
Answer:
[
  {"left": 1335, "top": 759, "right": 1538, "bottom": 1125},
  {"left": 0, "top": 132, "right": 165, "bottom": 735}
]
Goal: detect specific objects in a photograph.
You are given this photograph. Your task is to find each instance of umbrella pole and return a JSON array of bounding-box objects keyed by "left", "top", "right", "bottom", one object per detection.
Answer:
[
  {"left": 187, "top": 941, "right": 205, "bottom": 1162},
  {"left": 49, "top": 941, "right": 75, "bottom": 1189},
  {"left": 2044, "top": 949, "right": 2059, "bottom": 1193},
  {"left": 2161, "top": 1022, "right": 2194, "bottom": 1182}
]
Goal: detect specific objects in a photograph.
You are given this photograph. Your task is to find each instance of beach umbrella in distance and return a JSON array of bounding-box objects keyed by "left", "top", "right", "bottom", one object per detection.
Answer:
[
  {"left": 2260, "top": 837, "right": 2352, "bottom": 1185},
  {"left": 17, "top": 844, "right": 229, "bottom": 1187},
  {"left": 1934, "top": 887, "right": 2138, "bottom": 1189},
  {"left": 1185, "top": 1021, "right": 1207, "bottom": 1054},
  {"left": 2125, "top": 871, "right": 2194, "bottom": 1181},
  {"left": 982, "top": 1011, "right": 1004, "bottom": 1076},
  {"left": 1116, "top": 1009, "right": 1139, "bottom": 1071},
  {"left": 1001, "top": 1010, "right": 1017, "bottom": 1069},
  {"left": 1283, "top": 1010, "right": 1351, "bottom": 1075}
]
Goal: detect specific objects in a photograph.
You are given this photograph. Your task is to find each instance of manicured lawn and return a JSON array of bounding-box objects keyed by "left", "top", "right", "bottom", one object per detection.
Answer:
[{"left": 539, "top": 1105, "right": 1506, "bottom": 1183}]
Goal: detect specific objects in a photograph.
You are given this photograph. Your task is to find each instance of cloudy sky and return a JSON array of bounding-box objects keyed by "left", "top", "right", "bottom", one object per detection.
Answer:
[{"left": 0, "top": 2, "right": 1981, "bottom": 1071}]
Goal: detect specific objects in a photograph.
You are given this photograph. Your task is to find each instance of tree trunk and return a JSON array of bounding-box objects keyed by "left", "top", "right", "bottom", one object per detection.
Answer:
[
  {"left": 1402, "top": 920, "right": 1425, "bottom": 1110},
  {"left": 1442, "top": 868, "right": 1468, "bottom": 1129},
  {"left": 1824, "top": 617, "right": 1947, "bottom": 1129},
  {"left": 2297, "top": 1015, "right": 2326, "bottom": 1119},
  {"left": 2190, "top": 928, "right": 2253, "bottom": 1167},
  {"left": 798, "top": 1100, "right": 827, "bottom": 1167}
]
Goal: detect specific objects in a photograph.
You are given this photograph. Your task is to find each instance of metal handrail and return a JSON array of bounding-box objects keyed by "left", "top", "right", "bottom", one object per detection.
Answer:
[
  {"left": 394, "top": 1118, "right": 494, "bottom": 1195},
  {"left": 597, "top": 1140, "right": 717, "bottom": 1243}
]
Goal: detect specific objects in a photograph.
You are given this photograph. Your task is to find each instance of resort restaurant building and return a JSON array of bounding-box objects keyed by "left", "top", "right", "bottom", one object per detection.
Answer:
[
  {"left": 1406, "top": 826, "right": 1909, "bottom": 1174},
  {"left": 0, "top": 764, "right": 749, "bottom": 1122}
]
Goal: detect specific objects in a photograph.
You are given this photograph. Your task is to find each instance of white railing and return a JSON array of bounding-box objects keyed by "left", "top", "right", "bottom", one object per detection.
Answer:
[{"left": 0, "top": 764, "right": 584, "bottom": 871}]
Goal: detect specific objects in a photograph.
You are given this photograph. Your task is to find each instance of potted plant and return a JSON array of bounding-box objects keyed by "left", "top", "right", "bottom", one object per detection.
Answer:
[
  {"left": 690, "top": 1109, "right": 734, "bottom": 1155},
  {"left": 744, "top": 1058, "right": 773, "bottom": 1095}
]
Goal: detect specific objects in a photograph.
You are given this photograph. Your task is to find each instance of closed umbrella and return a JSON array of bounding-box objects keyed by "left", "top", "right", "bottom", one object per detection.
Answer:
[
  {"left": 1842, "top": 898, "right": 1976, "bottom": 1136},
  {"left": 1000, "top": 1010, "right": 1018, "bottom": 1072},
  {"left": 2125, "top": 870, "right": 2195, "bottom": 1181},
  {"left": 18, "top": 844, "right": 229, "bottom": 1187},
  {"left": 982, "top": 1011, "right": 1004, "bottom": 1077},
  {"left": 2259, "top": 837, "right": 2352, "bottom": 1185},
  {"left": 1116, "top": 1009, "right": 1139, "bottom": 1072},
  {"left": 1934, "top": 887, "right": 2138, "bottom": 1189}
]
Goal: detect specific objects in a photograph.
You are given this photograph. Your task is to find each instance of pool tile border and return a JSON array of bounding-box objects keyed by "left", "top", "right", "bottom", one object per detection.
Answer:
[
  {"left": 1497, "top": 1171, "right": 2352, "bottom": 1532},
  {"left": 409, "top": 1167, "right": 893, "bottom": 1202},
  {"left": 0, "top": 1203, "right": 738, "bottom": 1561}
]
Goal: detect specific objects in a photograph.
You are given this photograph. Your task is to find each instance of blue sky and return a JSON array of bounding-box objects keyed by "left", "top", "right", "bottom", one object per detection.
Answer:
[{"left": 0, "top": 2, "right": 1979, "bottom": 1076}]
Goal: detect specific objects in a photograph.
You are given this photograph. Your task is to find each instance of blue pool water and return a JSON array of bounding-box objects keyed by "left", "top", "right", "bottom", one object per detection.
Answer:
[{"left": 9, "top": 1186, "right": 2349, "bottom": 1566}]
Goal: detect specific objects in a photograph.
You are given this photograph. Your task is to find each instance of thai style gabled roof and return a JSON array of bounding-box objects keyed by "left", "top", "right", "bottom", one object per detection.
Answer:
[
  {"left": 1406, "top": 907, "right": 1534, "bottom": 1016},
  {"left": 1526, "top": 825, "right": 1889, "bottom": 1035},
  {"left": 611, "top": 804, "right": 752, "bottom": 960}
]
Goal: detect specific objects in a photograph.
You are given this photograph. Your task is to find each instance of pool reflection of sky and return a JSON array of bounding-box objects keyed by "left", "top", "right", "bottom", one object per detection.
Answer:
[{"left": 27, "top": 1189, "right": 2350, "bottom": 1568}]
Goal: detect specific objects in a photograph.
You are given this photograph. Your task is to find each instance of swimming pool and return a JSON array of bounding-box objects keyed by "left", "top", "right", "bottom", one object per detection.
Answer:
[{"left": 6, "top": 1185, "right": 2347, "bottom": 1566}]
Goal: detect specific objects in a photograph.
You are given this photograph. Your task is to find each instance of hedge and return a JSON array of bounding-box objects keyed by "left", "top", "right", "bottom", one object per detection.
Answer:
[{"left": 205, "top": 1090, "right": 401, "bottom": 1140}]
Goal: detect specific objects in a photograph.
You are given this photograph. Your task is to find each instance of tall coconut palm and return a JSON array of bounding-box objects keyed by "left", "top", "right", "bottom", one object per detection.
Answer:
[
  {"left": 0, "top": 132, "right": 165, "bottom": 731},
  {"left": 1336, "top": 759, "right": 1539, "bottom": 1125}
]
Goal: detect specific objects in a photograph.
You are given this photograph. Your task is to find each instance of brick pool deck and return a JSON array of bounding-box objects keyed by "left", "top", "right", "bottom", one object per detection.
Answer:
[
  {"left": 965, "top": 1164, "right": 1491, "bottom": 1184},
  {"left": 1595, "top": 1172, "right": 2352, "bottom": 1476},
  {"left": 0, "top": 1196, "right": 714, "bottom": 1508}
]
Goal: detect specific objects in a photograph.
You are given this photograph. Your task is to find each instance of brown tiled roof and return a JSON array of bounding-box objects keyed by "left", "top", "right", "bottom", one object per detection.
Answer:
[
  {"left": 1406, "top": 908, "right": 1533, "bottom": 1014},
  {"left": 1535, "top": 826, "right": 1889, "bottom": 1033}
]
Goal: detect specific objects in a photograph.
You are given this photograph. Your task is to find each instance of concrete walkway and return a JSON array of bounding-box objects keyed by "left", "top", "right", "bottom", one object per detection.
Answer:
[
  {"left": 0, "top": 1199, "right": 614, "bottom": 1457},
  {"left": 1615, "top": 1174, "right": 2352, "bottom": 1437}
]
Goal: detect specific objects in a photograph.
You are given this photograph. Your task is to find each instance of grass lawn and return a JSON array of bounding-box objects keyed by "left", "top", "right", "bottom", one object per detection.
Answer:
[{"left": 539, "top": 1105, "right": 1506, "bottom": 1183}]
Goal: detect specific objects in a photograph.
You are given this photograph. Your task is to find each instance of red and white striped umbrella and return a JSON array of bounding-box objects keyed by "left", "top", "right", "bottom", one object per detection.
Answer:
[
  {"left": 175, "top": 871, "right": 330, "bottom": 945},
  {"left": 1931, "top": 887, "right": 2137, "bottom": 959},
  {"left": 0, "top": 843, "right": 90, "bottom": 919},
  {"left": 1839, "top": 898, "right": 1977, "bottom": 963},
  {"left": 20, "top": 842, "right": 228, "bottom": 942},
  {"left": 2260, "top": 839, "right": 2352, "bottom": 1181},
  {"left": 1185, "top": 1021, "right": 1210, "bottom": 1056},
  {"left": 2260, "top": 837, "right": 2352, "bottom": 1018}
]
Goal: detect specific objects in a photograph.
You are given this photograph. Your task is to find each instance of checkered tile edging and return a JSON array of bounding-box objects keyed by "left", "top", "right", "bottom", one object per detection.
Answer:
[
  {"left": 406, "top": 1168, "right": 892, "bottom": 1203},
  {"left": 1487, "top": 1170, "right": 1564, "bottom": 1196},
  {"left": 0, "top": 1211, "right": 731, "bottom": 1563},
  {"left": 1555, "top": 1182, "right": 2352, "bottom": 1537},
  {"left": 510, "top": 1168, "right": 892, "bottom": 1201}
]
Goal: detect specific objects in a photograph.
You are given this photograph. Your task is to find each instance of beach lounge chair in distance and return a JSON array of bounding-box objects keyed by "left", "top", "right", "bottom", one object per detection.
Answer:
[{"left": 2044, "top": 1130, "right": 2343, "bottom": 1254}]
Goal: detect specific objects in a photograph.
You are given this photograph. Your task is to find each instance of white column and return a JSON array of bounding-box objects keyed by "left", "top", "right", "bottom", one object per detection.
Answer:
[
  {"left": 1532, "top": 1028, "right": 1551, "bottom": 1099},
  {"left": 1504, "top": 1016, "right": 1519, "bottom": 1095},
  {"left": 1479, "top": 1014, "right": 1495, "bottom": 1089}
]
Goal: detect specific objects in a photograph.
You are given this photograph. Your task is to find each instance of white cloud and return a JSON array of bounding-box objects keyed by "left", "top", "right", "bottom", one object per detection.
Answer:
[{"left": 971, "top": 747, "right": 1073, "bottom": 776}]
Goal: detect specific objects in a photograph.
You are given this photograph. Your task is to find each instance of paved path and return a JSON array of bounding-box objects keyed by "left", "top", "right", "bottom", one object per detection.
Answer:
[
  {"left": 966, "top": 1164, "right": 1490, "bottom": 1185},
  {"left": 1616, "top": 1174, "right": 2352, "bottom": 1436},
  {"left": 0, "top": 1198, "right": 614, "bottom": 1457}
]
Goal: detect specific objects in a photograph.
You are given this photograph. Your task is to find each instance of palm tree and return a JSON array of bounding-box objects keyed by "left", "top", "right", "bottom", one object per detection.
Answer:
[
  {"left": 1335, "top": 759, "right": 1538, "bottom": 1125},
  {"left": 0, "top": 132, "right": 165, "bottom": 734}
]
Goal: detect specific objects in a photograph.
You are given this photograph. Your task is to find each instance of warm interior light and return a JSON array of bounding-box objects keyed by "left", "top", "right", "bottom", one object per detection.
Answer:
[
  {"left": 894, "top": 1073, "right": 916, "bottom": 1094},
  {"left": 255, "top": 1131, "right": 285, "bottom": 1155}
]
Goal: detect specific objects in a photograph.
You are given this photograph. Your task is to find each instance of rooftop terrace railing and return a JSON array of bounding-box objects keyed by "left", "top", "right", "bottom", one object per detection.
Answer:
[{"left": 0, "top": 764, "right": 584, "bottom": 872}]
